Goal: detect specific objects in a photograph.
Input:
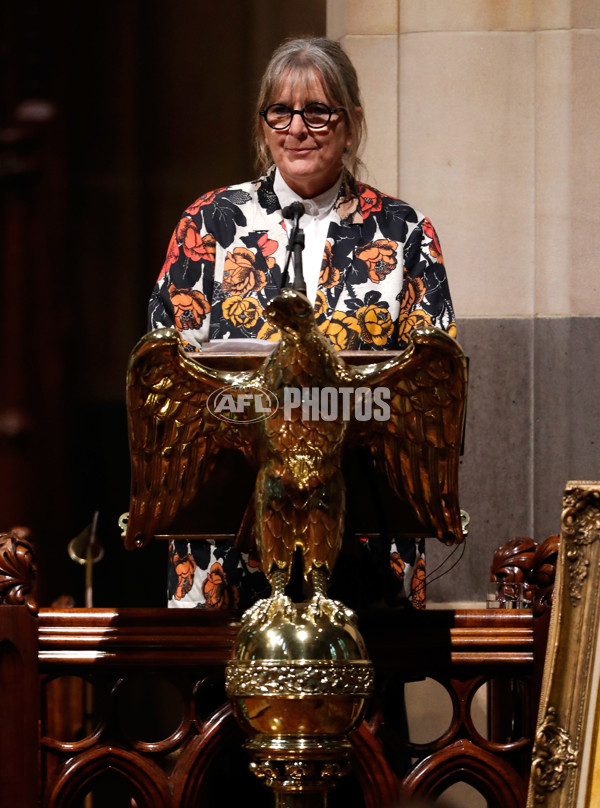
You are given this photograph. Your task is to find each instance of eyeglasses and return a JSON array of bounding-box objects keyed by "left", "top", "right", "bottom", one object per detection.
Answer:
[{"left": 260, "top": 102, "right": 345, "bottom": 130}]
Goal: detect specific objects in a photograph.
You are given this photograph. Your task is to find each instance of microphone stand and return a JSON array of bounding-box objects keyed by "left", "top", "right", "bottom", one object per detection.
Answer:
[{"left": 281, "top": 204, "right": 307, "bottom": 295}]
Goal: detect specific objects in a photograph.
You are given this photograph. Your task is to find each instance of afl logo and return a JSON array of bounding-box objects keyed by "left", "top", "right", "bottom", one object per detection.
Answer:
[{"left": 207, "top": 386, "right": 279, "bottom": 423}]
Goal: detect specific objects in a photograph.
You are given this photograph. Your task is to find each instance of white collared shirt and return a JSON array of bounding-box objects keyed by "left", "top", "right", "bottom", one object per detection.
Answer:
[{"left": 274, "top": 169, "right": 341, "bottom": 304}]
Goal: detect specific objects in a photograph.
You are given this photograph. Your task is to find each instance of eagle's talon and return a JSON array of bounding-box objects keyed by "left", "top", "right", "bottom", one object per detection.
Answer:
[
  {"left": 241, "top": 592, "right": 296, "bottom": 626},
  {"left": 304, "top": 593, "right": 357, "bottom": 626}
]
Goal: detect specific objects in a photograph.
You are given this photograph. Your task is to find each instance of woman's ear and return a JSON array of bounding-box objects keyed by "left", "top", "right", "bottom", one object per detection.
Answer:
[{"left": 345, "top": 106, "right": 364, "bottom": 150}]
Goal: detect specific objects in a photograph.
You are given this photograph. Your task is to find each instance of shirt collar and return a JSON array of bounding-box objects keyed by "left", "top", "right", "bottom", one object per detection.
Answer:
[{"left": 274, "top": 169, "right": 343, "bottom": 220}]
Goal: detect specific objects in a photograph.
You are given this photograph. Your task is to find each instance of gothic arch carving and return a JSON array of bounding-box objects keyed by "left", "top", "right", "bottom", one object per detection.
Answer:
[
  {"left": 44, "top": 745, "right": 171, "bottom": 808},
  {"left": 350, "top": 722, "right": 401, "bottom": 808},
  {"left": 171, "top": 702, "right": 241, "bottom": 806},
  {"left": 402, "top": 739, "right": 526, "bottom": 808}
]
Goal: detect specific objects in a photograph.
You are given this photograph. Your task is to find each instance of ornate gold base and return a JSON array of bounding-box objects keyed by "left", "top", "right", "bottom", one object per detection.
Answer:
[
  {"left": 247, "top": 735, "right": 351, "bottom": 807},
  {"left": 226, "top": 599, "right": 373, "bottom": 807}
]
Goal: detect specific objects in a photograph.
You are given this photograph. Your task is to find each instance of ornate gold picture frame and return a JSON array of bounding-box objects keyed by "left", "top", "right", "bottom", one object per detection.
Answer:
[{"left": 528, "top": 481, "right": 600, "bottom": 808}]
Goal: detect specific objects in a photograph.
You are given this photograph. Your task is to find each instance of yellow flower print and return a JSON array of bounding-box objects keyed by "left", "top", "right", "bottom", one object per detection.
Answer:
[
  {"left": 356, "top": 304, "right": 394, "bottom": 346},
  {"left": 257, "top": 321, "right": 281, "bottom": 341},
  {"left": 222, "top": 296, "right": 262, "bottom": 328},
  {"left": 314, "top": 290, "right": 328, "bottom": 319},
  {"left": 397, "top": 309, "right": 433, "bottom": 344},
  {"left": 318, "top": 312, "right": 361, "bottom": 351}
]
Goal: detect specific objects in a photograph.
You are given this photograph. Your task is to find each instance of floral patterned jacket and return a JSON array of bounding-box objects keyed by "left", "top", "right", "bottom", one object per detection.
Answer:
[{"left": 148, "top": 170, "right": 456, "bottom": 350}]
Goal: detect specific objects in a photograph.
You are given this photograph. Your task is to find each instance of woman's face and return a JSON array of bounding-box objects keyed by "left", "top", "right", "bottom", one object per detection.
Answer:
[{"left": 261, "top": 71, "right": 352, "bottom": 199}]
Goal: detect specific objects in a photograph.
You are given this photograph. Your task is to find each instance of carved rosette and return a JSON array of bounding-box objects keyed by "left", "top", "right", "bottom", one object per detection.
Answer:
[
  {"left": 0, "top": 529, "right": 37, "bottom": 614},
  {"left": 561, "top": 487, "right": 600, "bottom": 605},
  {"left": 491, "top": 536, "right": 537, "bottom": 583},
  {"left": 491, "top": 536, "right": 537, "bottom": 606},
  {"left": 530, "top": 706, "right": 577, "bottom": 802}
]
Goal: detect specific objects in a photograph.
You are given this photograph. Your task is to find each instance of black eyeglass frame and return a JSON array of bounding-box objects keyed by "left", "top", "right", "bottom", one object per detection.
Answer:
[{"left": 259, "top": 102, "right": 345, "bottom": 130}]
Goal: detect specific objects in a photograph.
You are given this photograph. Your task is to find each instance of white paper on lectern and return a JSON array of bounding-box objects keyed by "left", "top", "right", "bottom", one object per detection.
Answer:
[{"left": 198, "top": 339, "right": 279, "bottom": 354}]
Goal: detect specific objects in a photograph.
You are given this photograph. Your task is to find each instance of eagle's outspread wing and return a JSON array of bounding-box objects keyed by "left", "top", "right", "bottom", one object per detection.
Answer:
[
  {"left": 349, "top": 327, "right": 467, "bottom": 545},
  {"left": 124, "top": 328, "right": 258, "bottom": 549}
]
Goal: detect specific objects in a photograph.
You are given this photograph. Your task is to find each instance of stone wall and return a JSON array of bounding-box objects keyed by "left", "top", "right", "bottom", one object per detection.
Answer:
[{"left": 328, "top": 0, "right": 600, "bottom": 602}]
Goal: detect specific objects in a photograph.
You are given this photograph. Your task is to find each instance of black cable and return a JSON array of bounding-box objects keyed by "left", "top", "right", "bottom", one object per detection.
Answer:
[{"left": 409, "top": 538, "right": 467, "bottom": 601}]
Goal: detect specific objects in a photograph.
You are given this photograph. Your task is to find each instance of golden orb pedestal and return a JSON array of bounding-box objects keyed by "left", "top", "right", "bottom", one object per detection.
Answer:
[{"left": 226, "top": 602, "right": 374, "bottom": 807}]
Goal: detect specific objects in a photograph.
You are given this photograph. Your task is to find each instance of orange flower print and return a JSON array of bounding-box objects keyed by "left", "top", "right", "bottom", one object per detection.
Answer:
[
  {"left": 223, "top": 247, "right": 267, "bottom": 295},
  {"left": 176, "top": 219, "right": 216, "bottom": 262},
  {"left": 390, "top": 552, "right": 405, "bottom": 586},
  {"left": 169, "top": 285, "right": 211, "bottom": 330},
  {"left": 174, "top": 554, "right": 197, "bottom": 600},
  {"left": 197, "top": 233, "right": 216, "bottom": 261},
  {"left": 356, "top": 239, "right": 398, "bottom": 283},
  {"left": 422, "top": 218, "right": 443, "bottom": 262},
  {"left": 257, "top": 232, "right": 278, "bottom": 262},
  {"left": 399, "top": 276, "right": 426, "bottom": 313},
  {"left": 185, "top": 187, "right": 227, "bottom": 214},
  {"left": 356, "top": 304, "right": 394, "bottom": 346},
  {"left": 314, "top": 290, "right": 328, "bottom": 319},
  {"left": 222, "top": 296, "right": 262, "bottom": 329},
  {"left": 246, "top": 548, "right": 264, "bottom": 571},
  {"left": 358, "top": 185, "right": 383, "bottom": 217},
  {"left": 397, "top": 309, "right": 433, "bottom": 345},
  {"left": 318, "top": 242, "right": 340, "bottom": 289},
  {"left": 411, "top": 557, "right": 426, "bottom": 610},
  {"left": 202, "top": 562, "right": 228, "bottom": 608},
  {"left": 257, "top": 320, "right": 281, "bottom": 342},
  {"left": 447, "top": 322, "right": 457, "bottom": 339},
  {"left": 157, "top": 231, "right": 180, "bottom": 282},
  {"left": 318, "top": 312, "right": 361, "bottom": 351}
]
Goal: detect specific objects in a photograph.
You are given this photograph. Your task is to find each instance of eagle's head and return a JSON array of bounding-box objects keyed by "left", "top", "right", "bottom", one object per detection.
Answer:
[{"left": 264, "top": 289, "right": 315, "bottom": 338}]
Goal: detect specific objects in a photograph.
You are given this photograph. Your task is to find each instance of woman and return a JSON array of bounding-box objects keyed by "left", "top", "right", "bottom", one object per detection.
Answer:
[
  {"left": 149, "top": 37, "right": 455, "bottom": 352},
  {"left": 151, "top": 37, "right": 456, "bottom": 608}
]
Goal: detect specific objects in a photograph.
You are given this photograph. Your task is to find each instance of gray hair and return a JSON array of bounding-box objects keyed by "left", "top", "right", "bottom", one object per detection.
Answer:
[{"left": 254, "top": 37, "right": 366, "bottom": 180}]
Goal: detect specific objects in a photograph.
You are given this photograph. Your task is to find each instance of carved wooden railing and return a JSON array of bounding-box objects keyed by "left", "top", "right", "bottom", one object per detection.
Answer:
[{"left": 0, "top": 528, "right": 558, "bottom": 808}]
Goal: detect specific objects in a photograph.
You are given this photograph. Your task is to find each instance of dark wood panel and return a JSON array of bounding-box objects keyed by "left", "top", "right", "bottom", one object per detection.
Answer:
[
  {"left": 0, "top": 606, "right": 40, "bottom": 807},
  {"left": 34, "top": 606, "right": 537, "bottom": 808}
]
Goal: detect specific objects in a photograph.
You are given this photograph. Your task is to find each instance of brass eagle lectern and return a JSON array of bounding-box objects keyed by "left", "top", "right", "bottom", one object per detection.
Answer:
[{"left": 122, "top": 288, "right": 468, "bottom": 807}]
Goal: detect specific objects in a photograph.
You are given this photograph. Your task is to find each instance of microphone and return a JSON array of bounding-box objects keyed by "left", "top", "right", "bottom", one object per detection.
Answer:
[
  {"left": 282, "top": 201, "right": 306, "bottom": 220},
  {"left": 280, "top": 202, "right": 307, "bottom": 294}
]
